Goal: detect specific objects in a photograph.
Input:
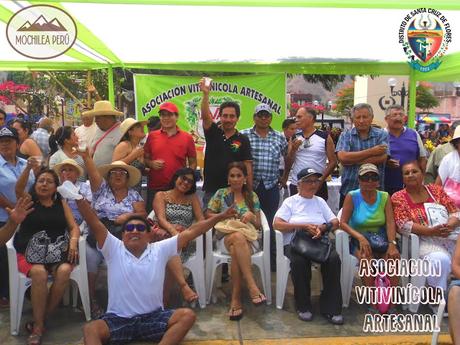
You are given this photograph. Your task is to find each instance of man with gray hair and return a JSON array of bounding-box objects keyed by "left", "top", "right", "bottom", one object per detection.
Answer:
[
  {"left": 30, "top": 117, "right": 53, "bottom": 158},
  {"left": 336, "top": 103, "right": 389, "bottom": 207},
  {"left": 384, "top": 105, "right": 427, "bottom": 195}
]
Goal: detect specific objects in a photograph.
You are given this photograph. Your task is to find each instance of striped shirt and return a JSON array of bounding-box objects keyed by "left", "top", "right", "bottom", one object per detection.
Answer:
[
  {"left": 336, "top": 126, "right": 389, "bottom": 196},
  {"left": 240, "top": 126, "right": 287, "bottom": 189}
]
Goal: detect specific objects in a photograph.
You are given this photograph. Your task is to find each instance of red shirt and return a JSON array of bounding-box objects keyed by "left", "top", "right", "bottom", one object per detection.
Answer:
[{"left": 144, "top": 128, "right": 196, "bottom": 189}]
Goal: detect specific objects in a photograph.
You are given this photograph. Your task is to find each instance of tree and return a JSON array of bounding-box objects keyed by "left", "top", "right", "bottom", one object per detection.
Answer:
[
  {"left": 287, "top": 74, "right": 346, "bottom": 92},
  {"left": 416, "top": 82, "right": 439, "bottom": 111},
  {"left": 335, "top": 83, "right": 354, "bottom": 114}
]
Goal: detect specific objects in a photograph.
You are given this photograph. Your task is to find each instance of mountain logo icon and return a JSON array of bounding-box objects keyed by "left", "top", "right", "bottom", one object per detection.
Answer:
[
  {"left": 18, "top": 15, "right": 67, "bottom": 32},
  {"left": 6, "top": 4, "right": 77, "bottom": 60}
]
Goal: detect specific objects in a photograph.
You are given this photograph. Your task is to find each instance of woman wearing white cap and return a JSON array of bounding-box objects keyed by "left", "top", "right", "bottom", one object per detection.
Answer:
[
  {"left": 53, "top": 159, "right": 92, "bottom": 225},
  {"left": 274, "top": 167, "right": 343, "bottom": 325},
  {"left": 77, "top": 149, "right": 146, "bottom": 318},
  {"left": 112, "top": 118, "right": 146, "bottom": 193}
]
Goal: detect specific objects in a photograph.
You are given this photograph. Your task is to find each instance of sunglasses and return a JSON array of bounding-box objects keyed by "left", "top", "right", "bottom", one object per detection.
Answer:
[
  {"left": 124, "top": 223, "right": 148, "bottom": 232},
  {"left": 300, "top": 178, "right": 321, "bottom": 185},
  {"left": 109, "top": 169, "right": 128, "bottom": 177},
  {"left": 255, "top": 113, "right": 271, "bottom": 119},
  {"left": 180, "top": 175, "right": 194, "bottom": 184},
  {"left": 359, "top": 174, "right": 379, "bottom": 182}
]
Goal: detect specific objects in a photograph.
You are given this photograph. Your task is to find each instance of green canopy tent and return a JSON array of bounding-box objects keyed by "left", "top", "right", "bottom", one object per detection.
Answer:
[{"left": 1, "top": 0, "right": 460, "bottom": 127}]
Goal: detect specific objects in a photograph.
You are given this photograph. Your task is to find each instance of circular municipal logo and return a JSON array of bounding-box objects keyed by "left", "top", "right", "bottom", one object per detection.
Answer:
[
  {"left": 6, "top": 5, "right": 77, "bottom": 60},
  {"left": 398, "top": 8, "right": 452, "bottom": 72}
]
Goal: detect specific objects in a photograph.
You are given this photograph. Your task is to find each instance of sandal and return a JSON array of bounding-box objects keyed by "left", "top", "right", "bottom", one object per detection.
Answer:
[
  {"left": 90, "top": 301, "right": 104, "bottom": 320},
  {"left": 228, "top": 306, "right": 243, "bottom": 321},
  {"left": 180, "top": 284, "right": 199, "bottom": 303},
  {"left": 27, "top": 333, "right": 42, "bottom": 345},
  {"left": 251, "top": 293, "right": 266, "bottom": 306}
]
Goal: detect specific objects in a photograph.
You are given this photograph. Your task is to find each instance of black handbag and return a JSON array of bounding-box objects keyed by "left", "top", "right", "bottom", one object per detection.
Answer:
[
  {"left": 25, "top": 230, "right": 69, "bottom": 264},
  {"left": 290, "top": 230, "right": 331, "bottom": 263},
  {"left": 363, "top": 231, "right": 388, "bottom": 254}
]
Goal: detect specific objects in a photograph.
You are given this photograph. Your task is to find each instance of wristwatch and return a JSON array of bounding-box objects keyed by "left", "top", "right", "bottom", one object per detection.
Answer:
[
  {"left": 323, "top": 222, "right": 333, "bottom": 233},
  {"left": 390, "top": 240, "right": 397, "bottom": 245}
]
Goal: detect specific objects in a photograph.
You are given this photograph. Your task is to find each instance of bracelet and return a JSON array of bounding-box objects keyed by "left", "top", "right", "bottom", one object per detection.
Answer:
[{"left": 71, "top": 237, "right": 79, "bottom": 240}]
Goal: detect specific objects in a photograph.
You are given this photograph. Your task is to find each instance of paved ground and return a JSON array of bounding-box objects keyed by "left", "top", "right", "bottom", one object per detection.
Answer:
[{"left": 0, "top": 271, "right": 452, "bottom": 345}]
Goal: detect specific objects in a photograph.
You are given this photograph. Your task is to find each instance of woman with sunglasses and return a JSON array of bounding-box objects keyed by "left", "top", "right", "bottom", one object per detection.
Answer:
[
  {"left": 11, "top": 119, "right": 42, "bottom": 160},
  {"left": 340, "top": 163, "right": 400, "bottom": 305},
  {"left": 49, "top": 126, "right": 85, "bottom": 181},
  {"left": 78, "top": 150, "right": 146, "bottom": 318},
  {"left": 391, "top": 161, "right": 460, "bottom": 313},
  {"left": 206, "top": 162, "right": 265, "bottom": 321},
  {"left": 14, "top": 159, "right": 80, "bottom": 345},
  {"left": 153, "top": 168, "right": 204, "bottom": 304}
]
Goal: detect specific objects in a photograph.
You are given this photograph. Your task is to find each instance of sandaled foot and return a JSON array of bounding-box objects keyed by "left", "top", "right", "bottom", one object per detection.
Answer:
[
  {"left": 27, "top": 332, "right": 43, "bottom": 345},
  {"left": 250, "top": 293, "right": 266, "bottom": 306},
  {"left": 228, "top": 306, "right": 243, "bottom": 321},
  {"left": 181, "top": 284, "right": 198, "bottom": 303},
  {"left": 91, "top": 301, "right": 104, "bottom": 320}
]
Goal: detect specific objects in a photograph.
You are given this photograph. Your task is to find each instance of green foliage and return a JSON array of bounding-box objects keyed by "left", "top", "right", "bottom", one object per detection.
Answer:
[
  {"left": 287, "top": 74, "right": 346, "bottom": 92},
  {"left": 335, "top": 83, "right": 354, "bottom": 114},
  {"left": 416, "top": 84, "right": 439, "bottom": 111}
]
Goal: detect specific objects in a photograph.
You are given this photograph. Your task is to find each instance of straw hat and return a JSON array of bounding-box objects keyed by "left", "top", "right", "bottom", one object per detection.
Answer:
[
  {"left": 53, "top": 159, "right": 84, "bottom": 177},
  {"left": 82, "top": 100, "right": 124, "bottom": 117},
  {"left": 119, "top": 118, "right": 146, "bottom": 139},
  {"left": 452, "top": 126, "right": 460, "bottom": 141},
  {"left": 97, "top": 160, "right": 141, "bottom": 188}
]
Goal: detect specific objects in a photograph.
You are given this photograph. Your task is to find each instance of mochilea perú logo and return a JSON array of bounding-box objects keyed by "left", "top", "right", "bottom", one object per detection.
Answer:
[
  {"left": 399, "top": 8, "right": 452, "bottom": 72},
  {"left": 6, "top": 5, "right": 77, "bottom": 60}
]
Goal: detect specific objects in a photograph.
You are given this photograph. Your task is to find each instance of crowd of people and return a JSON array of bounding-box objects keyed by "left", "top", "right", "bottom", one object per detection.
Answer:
[{"left": 0, "top": 79, "right": 460, "bottom": 345}]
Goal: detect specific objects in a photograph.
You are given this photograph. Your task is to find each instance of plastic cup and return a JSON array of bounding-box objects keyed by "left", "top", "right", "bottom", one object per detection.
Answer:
[
  {"left": 204, "top": 77, "right": 212, "bottom": 87},
  {"left": 78, "top": 140, "right": 87, "bottom": 152},
  {"left": 30, "top": 156, "right": 43, "bottom": 167}
]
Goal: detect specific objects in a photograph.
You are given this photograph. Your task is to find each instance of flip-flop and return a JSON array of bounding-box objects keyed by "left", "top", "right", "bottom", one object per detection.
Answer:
[
  {"left": 251, "top": 293, "right": 266, "bottom": 306},
  {"left": 27, "top": 333, "right": 42, "bottom": 345},
  {"left": 228, "top": 306, "right": 243, "bottom": 321}
]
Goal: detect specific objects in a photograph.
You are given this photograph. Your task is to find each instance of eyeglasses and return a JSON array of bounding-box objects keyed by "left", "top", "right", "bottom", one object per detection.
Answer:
[
  {"left": 109, "top": 169, "right": 128, "bottom": 177},
  {"left": 300, "top": 178, "right": 321, "bottom": 185},
  {"left": 36, "top": 178, "right": 56, "bottom": 185},
  {"left": 124, "top": 223, "right": 147, "bottom": 232},
  {"left": 255, "top": 113, "right": 271, "bottom": 119},
  {"left": 61, "top": 167, "right": 76, "bottom": 173},
  {"left": 180, "top": 175, "right": 194, "bottom": 184},
  {"left": 359, "top": 174, "right": 379, "bottom": 182},
  {"left": 303, "top": 138, "right": 312, "bottom": 148}
]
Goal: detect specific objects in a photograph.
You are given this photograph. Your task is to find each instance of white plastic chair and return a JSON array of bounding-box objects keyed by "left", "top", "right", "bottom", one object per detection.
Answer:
[
  {"left": 274, "top": 208, "right": 355, "bottom": 309},
  {"left": 334, "top": 229, "right": 359, "bottom": 308},
  {"left": 205, "top": 211, "right": 272, "bottom": 305},
  {"left": 147, "top": 210, "right": 206, "bottom": 309},
  {"left": 6, "top": 232, "right": 91, "bottom": 335},
  {"left": 400, "top": 232, "right": 431, "bottom": 313},
  {"left": 275, "top": 208, "right": 356, "bottom": 309},
  {"left": 431, "top": 297, "right": 446, "bottom": 345}
]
